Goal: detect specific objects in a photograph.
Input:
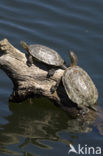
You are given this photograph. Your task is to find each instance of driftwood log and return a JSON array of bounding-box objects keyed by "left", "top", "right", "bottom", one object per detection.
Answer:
[{"left": 0, "top": 39, "right": 94, "bottom": 117}]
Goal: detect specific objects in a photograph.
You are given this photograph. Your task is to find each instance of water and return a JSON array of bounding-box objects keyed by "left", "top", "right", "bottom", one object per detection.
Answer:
[{"left": 0, "top": 0, "right": 103, "bottom": 155}]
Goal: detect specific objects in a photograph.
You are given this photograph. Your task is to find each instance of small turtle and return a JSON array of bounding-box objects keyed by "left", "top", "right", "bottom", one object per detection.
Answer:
[
  {"left": 62, "top": 51, "right": 98, "bottom": 112},
  {"left": 20, "top": 41, "right": 67, "bottom": 77}
]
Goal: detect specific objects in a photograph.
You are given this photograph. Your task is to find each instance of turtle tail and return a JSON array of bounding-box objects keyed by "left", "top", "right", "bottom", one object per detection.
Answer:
[
  {"left": 20, "top": 41, "right": 29, "bottom": 51},
  {"left": 61, "top": 64, "right": 67, "bottom": 70},
  {"left": 88, "top": 105, "right": 97, "bottom": 112}
]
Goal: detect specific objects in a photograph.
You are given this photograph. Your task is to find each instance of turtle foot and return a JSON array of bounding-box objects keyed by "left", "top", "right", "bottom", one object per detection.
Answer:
[
  {"left": 50, "top": 79, "right": 60, "bottom": 93},
  {"left": 79, "top": 107, "right": 89, "bottom": 116},
  {"left": 50, "top": 85, "right": 57, "bottom": 93},
  {"left": 27, "top": 61, "right": 32, "bottom": 67},
  {"left": 46, "top": 69, "right": 55, "bottom": 78}
]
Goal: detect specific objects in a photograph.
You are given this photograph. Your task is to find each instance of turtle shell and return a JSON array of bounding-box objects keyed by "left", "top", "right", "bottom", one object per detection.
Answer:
[
  {"left": 62, "top": 66, "right": 98, "bottom": 107},
  {"left": 29, "top": 44, "right": 64, "bottom": 66}
]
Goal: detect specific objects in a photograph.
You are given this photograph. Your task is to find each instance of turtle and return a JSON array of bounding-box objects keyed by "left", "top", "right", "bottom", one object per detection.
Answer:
[
  {"left": 20, "top": 41, "right": 67, "bottom": 77},
  {"left": 62, "top": 51, "right": 98, "bottom": 112}
]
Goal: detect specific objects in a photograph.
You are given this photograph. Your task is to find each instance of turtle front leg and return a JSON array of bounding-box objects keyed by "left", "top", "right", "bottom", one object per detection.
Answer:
[
  {"left": 46, "top": 68, "right": 56, "bottom": 78},
  {"left": 50, "top": 79, "right": 61, "bottom": 93},
  {"left": 27, "top": 55, "right": 33, "bottom": 67}
]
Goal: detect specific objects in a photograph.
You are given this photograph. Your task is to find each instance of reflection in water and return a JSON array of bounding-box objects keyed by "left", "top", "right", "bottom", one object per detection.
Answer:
[
  {"left": 93, "top": 106, "right": 103, "bottom": 136},
  {"left": 0, "top": 97, "right": 96, "bottom": 155}
]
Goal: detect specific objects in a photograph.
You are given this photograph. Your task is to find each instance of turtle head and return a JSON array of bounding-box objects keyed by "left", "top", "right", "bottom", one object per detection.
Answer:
[
  {"left": 69, "top": 51, "right": 78, "bottom": 67},
  {"left": 20, "top": 41, "right": 29, "bottom": 51}
]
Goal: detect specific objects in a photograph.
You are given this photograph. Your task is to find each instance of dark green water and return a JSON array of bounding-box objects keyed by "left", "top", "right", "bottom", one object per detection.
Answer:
[{"left": 0, "top": 0, "right": 103, "bottom": 156}]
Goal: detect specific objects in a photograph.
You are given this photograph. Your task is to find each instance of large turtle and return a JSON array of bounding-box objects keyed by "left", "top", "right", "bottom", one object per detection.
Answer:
[
  {"left": 62, "top": 51, "right": 98, "bottom": 111},
  {"left": 20, "top": 41, "right": 67, "bottom": 77}
]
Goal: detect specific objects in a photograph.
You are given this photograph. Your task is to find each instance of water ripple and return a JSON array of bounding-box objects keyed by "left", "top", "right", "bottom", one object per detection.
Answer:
[{"left": 0, "top": 0, "right": 103, "bottom": 155}]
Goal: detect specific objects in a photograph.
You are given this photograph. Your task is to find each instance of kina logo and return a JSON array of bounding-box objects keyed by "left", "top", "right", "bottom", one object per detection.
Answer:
[
  {"left": 68, "top": 144, "right": 102, "bottom": 155},
  {"left": 68, "top": 144, "right": 78, "bottom": 154}
]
